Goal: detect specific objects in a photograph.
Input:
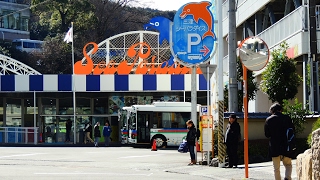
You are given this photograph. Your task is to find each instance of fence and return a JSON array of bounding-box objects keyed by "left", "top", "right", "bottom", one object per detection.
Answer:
[{"left": 0, "top": 127, "right": 38, "bottom": 144}]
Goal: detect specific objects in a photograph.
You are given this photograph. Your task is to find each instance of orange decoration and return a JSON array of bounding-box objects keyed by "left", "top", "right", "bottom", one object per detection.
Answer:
[{"left": 74, "top": 42, "right": 203, "bottom": 75}]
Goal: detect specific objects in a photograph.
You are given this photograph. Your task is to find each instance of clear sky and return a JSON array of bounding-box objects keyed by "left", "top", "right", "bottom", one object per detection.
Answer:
[{"left": 132, "top": 0, "right": 205, "bottom": 11}]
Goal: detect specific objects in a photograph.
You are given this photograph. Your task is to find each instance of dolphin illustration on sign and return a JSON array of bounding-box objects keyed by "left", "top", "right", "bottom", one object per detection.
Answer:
[
  {"left": 179, "top": 1, "right": 215, "bottom": 40},
  {"left": 171, "top": 1, "right": 216, "bottom": 66},
  {"left": 144, "top": 16, "right": 171, "bottom": 43},
  {"left": 144, "top": 16, "right": 175, "bottom": 67}
]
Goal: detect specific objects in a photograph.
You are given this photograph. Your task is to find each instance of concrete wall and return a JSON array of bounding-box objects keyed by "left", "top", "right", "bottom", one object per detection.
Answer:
[{"left": 223, "top": 116, "right": 317, "bottom": 140}]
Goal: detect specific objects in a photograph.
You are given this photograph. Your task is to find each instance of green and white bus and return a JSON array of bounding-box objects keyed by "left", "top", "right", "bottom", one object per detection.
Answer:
[
  {"left": 128, "top": 102, "right": 200, "bottom": 148},
  {"left": 118, "top": 106, "right": 133, "bottom": 144}
]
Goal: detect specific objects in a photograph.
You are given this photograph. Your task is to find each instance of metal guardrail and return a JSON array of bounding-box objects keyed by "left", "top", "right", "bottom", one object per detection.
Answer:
[{"left": 0, "top": 127, "right": 38, "bottom": 144}]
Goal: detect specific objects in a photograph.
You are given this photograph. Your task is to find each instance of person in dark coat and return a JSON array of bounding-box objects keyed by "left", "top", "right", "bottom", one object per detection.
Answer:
[
  {"left": 65, "top": 119, "right": 72, "bottom": 142},
  {"left": 265, "top": 103, "right": 293, "bottom": 180},
  {"left": 94, "top": 122, "right": 101, "bottom": 147},
  {"left": 186, "top": 120, "right": 197, "bottom": 165},
  {"left": 225, "top": 114, "right": 241, "bottom": 168}
]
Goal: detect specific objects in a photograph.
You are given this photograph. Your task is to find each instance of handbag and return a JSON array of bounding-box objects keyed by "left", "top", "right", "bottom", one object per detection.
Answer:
[{"left": 178, "top": 141, "right": 188, "bottom": 153}]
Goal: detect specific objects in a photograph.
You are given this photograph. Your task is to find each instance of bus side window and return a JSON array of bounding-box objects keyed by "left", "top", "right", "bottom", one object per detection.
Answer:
[
  {"left": 181, "top": 112, "right": 191, "bottom": 128},
  {"left": 162, "top": 112, "right": 171, "bottom": 128}
]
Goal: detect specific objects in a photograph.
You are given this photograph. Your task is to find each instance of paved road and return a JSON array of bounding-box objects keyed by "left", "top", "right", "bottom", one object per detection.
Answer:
[
  {"left": 0, "top": 147, "right": 296, "bottom": 180},
  {"left": 239, "top": 47, "right": 268, "bottom": 71}
]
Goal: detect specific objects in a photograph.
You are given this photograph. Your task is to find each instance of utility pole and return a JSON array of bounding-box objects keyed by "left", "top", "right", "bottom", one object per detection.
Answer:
[{"left": 228, "top": 0, "right": 238, "bottom": 112}]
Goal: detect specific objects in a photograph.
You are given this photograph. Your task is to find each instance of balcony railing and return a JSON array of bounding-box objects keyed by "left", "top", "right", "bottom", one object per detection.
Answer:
[{"left": 257, "top": 5, "right": 307, "bottom": 49}]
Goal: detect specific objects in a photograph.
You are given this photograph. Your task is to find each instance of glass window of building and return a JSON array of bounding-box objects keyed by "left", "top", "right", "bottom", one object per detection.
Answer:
[
  {"left": 76, "top": 98, "right": 91, "bottom": 115},
  {"left": 24, "top": 98, "right": 38, "bottom": 127},
  {"left": 0, "top": 97, "right": 3, "bottom": 126},
  {"left": 3, "top": 10, "right": 15, "bottom": 29},
  {"left": 93, "top": 97, "right": 107, "bottom": 114},
  {"left": 6, "top": 98, "right": 22, "bottom": 126},
  {"left": 59, "top": 95, "right": 73, "bottom": 115},
  {"left": 42, "top": 98, "right": 57, "bottom": 115},
  {"left": 21, "top": 16, "right": 28, "bottom": 31}
]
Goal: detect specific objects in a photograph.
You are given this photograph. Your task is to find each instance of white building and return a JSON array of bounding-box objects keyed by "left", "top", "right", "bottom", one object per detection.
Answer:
[
  {"left": 0, "top": 0, "right": 30, "bottom": 41},
  {"left": 222, "top": 0, "right": 318, "bottom": 112}
]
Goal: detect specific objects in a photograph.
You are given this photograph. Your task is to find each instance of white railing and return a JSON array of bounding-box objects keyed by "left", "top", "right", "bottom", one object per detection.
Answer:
[
  {"left": 257, "top": 6, "right": 307, "bottom": 49},
  {"left": 0, "top": 127, "right": 38, "bottom": 144}
]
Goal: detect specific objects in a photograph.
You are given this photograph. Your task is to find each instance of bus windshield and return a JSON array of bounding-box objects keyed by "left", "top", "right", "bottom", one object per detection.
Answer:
[{"left": 128, "top": 112, "right": 136, "bottom": 130}]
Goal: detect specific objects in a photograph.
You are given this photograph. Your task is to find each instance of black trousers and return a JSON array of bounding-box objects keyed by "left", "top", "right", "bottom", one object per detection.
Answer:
[{"left": 226, "top": 143, "right": 238, "bottom": 167}]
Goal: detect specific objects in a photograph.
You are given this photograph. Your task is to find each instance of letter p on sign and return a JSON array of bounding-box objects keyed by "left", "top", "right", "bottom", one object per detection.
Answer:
[{"left": 187, "top": 33, "right": 201, "bottom": 53}]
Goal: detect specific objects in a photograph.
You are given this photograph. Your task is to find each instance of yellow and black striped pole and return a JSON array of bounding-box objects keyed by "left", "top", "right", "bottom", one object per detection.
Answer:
[{"left": 218, "top": 100, "right": 226, "bottom": 165}]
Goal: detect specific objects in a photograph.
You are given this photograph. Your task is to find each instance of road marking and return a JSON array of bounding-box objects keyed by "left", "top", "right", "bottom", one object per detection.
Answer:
[
  {"left": 118, "top": 154, "right": 164, "bottom": 159},
  {"left": 0, "top": 153, "right": 47, "bottom": 159},
  {"left": 34, "top": 172, "right": 153, "bottom": 176}
]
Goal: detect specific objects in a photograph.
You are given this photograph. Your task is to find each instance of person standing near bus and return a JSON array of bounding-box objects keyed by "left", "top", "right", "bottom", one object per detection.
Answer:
[
  {"left": 103, "top": 122, "right": 112, "bottom": 147},
  {"left": 65, "top": 119, "right": 72, "bottom": 142},
  {"left": 225, "top": 114, "right": 241, "bottom": 168},
  {"left": 94, "top": 122, "right": 101, "bottom": 147},
  {"left": 186, "top": 120, "right": 197, "bottom": 165},
  {"left": 84, "top": 120, "right": 94, "bottom": 144}
]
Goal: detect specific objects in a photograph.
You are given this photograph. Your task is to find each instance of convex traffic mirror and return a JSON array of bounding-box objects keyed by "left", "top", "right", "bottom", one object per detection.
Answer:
[{"left": 238, "top": 37, "right": 269, "bottom": 71}]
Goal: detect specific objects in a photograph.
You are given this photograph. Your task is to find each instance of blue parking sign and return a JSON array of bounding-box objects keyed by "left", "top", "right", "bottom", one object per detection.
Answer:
[{"left": 171, "top": 1, "right": 216, "bottom": 66}]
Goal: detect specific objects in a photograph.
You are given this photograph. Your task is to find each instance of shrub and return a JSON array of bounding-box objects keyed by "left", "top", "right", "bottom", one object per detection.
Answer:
[
  {"left": 307, "top": 117, "right": 320, "bottom": 146},
  {"left": 282, "top": 99, "right": 310, "bottom": 137}
]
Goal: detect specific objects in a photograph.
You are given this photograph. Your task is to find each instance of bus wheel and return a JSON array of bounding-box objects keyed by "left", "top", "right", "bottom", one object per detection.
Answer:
[{"left": 151, "top": 135, "right": 167, "bottom": 148}]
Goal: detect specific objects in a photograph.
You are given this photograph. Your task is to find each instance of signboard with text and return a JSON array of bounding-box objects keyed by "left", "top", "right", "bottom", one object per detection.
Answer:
[{"left": 171, "top": 1, "right": 216, "bottom": 66}]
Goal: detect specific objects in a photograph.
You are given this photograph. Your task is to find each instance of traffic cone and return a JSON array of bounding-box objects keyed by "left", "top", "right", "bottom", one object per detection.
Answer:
[
  {"left": 196, "top": 141, "right": 200, "bottom": 152},
  {"left": 39, "top": 133, "right": 42, "bottom": 143},
  {"left": 151, "top": 139, "right": 157, "bottom": 151}
]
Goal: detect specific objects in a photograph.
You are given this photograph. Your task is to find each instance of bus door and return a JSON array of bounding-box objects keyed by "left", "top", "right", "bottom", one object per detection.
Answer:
[{"left": 137, "top": 112, "right": 152, "bottom": 143}]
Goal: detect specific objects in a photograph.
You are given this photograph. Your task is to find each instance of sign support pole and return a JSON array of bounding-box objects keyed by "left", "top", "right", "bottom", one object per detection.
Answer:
[
  {"left": 191, "top": 65, "right": 197, "bottom": 163},
  {"left": 217, "top": 0, "right": 226, "bottom": 167},
  {"left": 243, "top": 65, "right": 249, "bottom": 178},
  {"left": 206, "top": 65, "right": 210, "bottom": 165},
  {"left": 71, "top": 22, "right": 76, "bottom": 144}
]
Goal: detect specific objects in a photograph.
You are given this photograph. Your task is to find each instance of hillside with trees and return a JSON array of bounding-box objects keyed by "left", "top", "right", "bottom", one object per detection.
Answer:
[{"left": 6, "top": 0, "right": 175, "bottom": 74}]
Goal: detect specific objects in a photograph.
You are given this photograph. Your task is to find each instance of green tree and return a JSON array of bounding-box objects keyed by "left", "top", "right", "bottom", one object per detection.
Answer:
[
  {"left": 282, "top": 99, "right": 309, "bottom": 137},
  {"left": 261, "top": 42, "right": 302, "bottom": 104},
  {"left": 26, "top": 34, "right": 74, "bottom": 74},
  {"left": 31, "top": 0, "right": 94, "bottom": 33},
  {"left": 307, "top": 117, "right": 320, "bottom": 146},
  {"left": 0, "top": 46, "right": 10, "bottom": 56},
  {"left": 224, "top": 58, "right": 258, "bottom": 112}
]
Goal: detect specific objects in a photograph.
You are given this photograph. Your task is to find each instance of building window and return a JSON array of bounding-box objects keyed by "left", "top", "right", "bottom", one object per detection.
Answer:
[
  {"left": 0, "top": 97, "right": 3, "bottom": 127},
  {"left": 2, "top": 10, "right": 15, "bottom": 29},
  {"left": 1, "top": 10, "right": 28, "bottom": 31},
  {"left": 6, "top": 98, "right": 22, "bottom": 127},
  {"left": 0, "top": 17, "right": 3, "bottom": 28},
  {"left": 21, "top": 17, "right": 28, "bottom": 31}
]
